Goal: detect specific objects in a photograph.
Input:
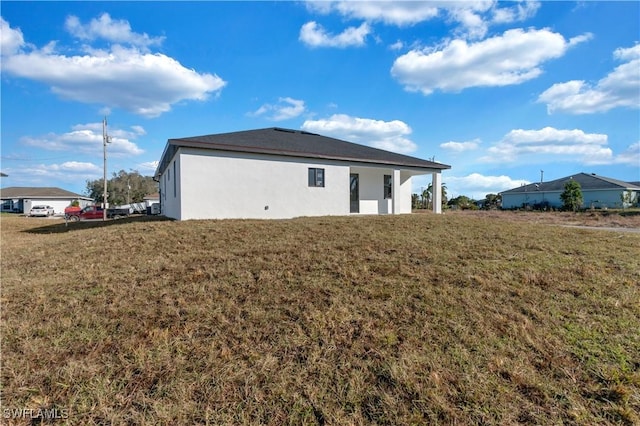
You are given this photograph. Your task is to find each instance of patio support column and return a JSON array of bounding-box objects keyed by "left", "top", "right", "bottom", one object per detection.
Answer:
[
  {"left": 432, "top": 172, "right": 442, "bottom": 214},
  {"left": 392, "top": 169, "right": 401, "bottom": 214}
]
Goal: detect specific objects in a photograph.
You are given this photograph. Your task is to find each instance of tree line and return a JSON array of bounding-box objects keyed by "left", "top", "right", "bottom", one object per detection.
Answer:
[
  {"left": 85, "top": 170, "right": 158, "bottom": 206},
  {"left": 85, "top": 172, "right": 589, "bottom": 211},
  {"left": 411, "top": 181, "right": 585, "bottom": 211},
  {"left": 412, "top": 186, "right": 503, "bottom": 211}
]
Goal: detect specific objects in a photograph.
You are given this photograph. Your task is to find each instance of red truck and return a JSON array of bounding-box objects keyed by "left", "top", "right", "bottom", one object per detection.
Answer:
[{"left": 65, "top": 205, "right": 130, "bottom": 221}]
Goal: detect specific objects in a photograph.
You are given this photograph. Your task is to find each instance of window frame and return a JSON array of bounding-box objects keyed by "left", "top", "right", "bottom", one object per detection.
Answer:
[
  {"left": 308, "top": 167, "right": 325, "bottom": 187},
  {"left": 384, "top": 174, "right": 392, "bottom": 199}
]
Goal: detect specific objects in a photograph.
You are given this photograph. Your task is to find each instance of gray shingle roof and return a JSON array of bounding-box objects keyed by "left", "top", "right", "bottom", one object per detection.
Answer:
[
  {"left": 500, "top": 173, "right": 640, "bottom": 194},
  {"left": 156, "top": 127, "right": 450, "bottom": 176},
  {"left": 0, "top": 187, "right": 92, "bottom": 199}
]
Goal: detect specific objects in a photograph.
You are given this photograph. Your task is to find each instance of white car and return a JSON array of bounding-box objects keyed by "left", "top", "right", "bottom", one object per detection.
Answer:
[{"left": 29, "top": 205, "right": 55, "bottom": 217}]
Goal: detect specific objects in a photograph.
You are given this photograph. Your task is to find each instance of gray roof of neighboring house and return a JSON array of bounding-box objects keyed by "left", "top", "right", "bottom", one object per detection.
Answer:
[
  {"left": 500, "top": 173, "right": 640, "bottom": 194},
  {"left": 156, "top": 127, "right": 450, "bottom": 177},
  {"left": 0, "top": 187, "right": 92, "bottom": 200}
]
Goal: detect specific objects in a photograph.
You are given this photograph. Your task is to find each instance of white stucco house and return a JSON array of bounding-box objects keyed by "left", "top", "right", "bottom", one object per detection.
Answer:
[
  {"left": 500, "top": 173, "right": 640, "bottom": 210},
  {"left": 154, "top": 127, "right": 450, "bottom": 220},
  {"left": 0, "top": 187, "right": 94, "bottom": 215}
]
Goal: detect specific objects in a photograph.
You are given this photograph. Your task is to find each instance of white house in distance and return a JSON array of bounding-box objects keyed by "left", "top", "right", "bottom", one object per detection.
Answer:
[
  {"left": 0, "top": 187, "right": 94, "bottom": 215},
  {"left": 500, "top": 173, "right": 640, "bottom": 210},
  {"left": 155, "top": 127, "right": 450, "bottom": 220}
]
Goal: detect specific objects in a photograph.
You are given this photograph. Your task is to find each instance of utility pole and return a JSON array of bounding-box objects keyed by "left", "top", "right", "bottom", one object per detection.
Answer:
[{"left": 102, "top": 117, "right": 111, "bottom": 221}]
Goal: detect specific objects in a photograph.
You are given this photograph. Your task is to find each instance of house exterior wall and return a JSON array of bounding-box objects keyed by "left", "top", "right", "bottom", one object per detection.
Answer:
[
  {"left": 143, "top": 197, "right": 160, "bottom": 208},
  {"left": 159, "top": 154, "right": 182, "bottom": 219},
  {"left": 501, "top": 191, "right": 561, "bottom": 209},
  {"left": 18, "top": 198, "right": 90, "bottom": 215},
  {"left": 158, "top": 148, "right": 424, "bottom": 220},
  {"left": 502, "top": 189, "right": 633, "bottom": 209},
  {"left": 164, "top": 148, "right": 350, "bottom": 220},
  {"left": 346, "top": 167, "right": 414, "bottom": 215},
  {"left": 583, "top": 189, "right": 635, "bottom": 209},
  {"left": 1, "top": 199, "right": 16, "bottom": 212},
  {"left": 351, "top": 167, "right": 389, "bottom": 214},
  {"left": 399, "top": 171, "right": 414, "bottom": 214},
  {"left": 27, "top": 200, "right": 68, "bottom": 215}
]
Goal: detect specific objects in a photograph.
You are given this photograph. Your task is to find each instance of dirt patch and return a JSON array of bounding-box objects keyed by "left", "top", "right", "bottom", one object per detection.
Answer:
[{"left": 447, "top": 209, "right": 640, "bottom": 229}]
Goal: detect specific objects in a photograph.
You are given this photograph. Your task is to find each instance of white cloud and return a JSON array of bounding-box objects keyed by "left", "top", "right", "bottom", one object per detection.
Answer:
[
  {"left": 440, "top": 139, "right": 481, "bottom": 152},
  {"left": 21, "top": 122, "right": 145, "bottom": 157},
  {"left": 448, "top": 5, "right": 489, "bottom": 39},
  {"left": 249, "top": 97, "right": 306, "bottom": 121},
  {"left": 492, "top": 1, "right": 540, "bottom": 24},
  {"left": 391, "top": 28, "right": 588, "bottom": 95},
  {"left": 446, "top": 173, "right": 531, "bottom": 199},
  {"left": 300, "top": 21, "right": 370, "bottom": 48},
  {"left": 481, "top": 127, "right": 613, "bottom": 165},
  {"left": 130, "top": 125, "right": 146, "bottom": 136},
  {"left": 306, "top": 1, "right": 441, "bottom": 27},
  {"left": 0, "top": 17, "right": 26, "bottom": 55},
  {"left": 305, "top": 1, "right": 539, "bottom": 40},
  {"left": 615, "top": 43, "right": 640, "bottom": 61},
  {"left": 503, "top": 127, "right": 606, "bottom": 145},
  {"left": 1, "top": 16, "right": 226, "bottom": 117},
  {"left": 302, "top": 113, "right": 417, "bottom": 154},
  {"left": 611, "top": 142, "right": 640, "bottom": 166},
  {"left": 65, "top": 13, "right": 165, "bottom": 49},
  {"left": 538, "top": 43, "right": 640, "bottom": 114},
  {"left": 389, "top": 40, "right": 404, "bottom": 51},
  {"left": 568, "top": 33, "right": 593, "bottom": 47},
  {"left": 3, "top": 161, "right": 102, "bottom": 187},
  {"left": 138, "top": 161, "right": 160, "bottom": 172},
  {"left": 51, "top": 161, "right": 102, "bottom": 173}
]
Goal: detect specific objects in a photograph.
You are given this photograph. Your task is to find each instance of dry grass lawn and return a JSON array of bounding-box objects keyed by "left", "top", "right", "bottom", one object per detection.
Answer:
[{"left": 1, "top": 212, "right": 639, "bottom": 425}]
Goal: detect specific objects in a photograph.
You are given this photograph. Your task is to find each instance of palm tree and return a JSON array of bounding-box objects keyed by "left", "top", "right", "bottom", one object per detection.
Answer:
[
  {"left": 422, "top": 186, "right": 431, "bottom": 209},
  {"left": 441, "top": 183, "right": 448, "bottom": 207},
  {"left": 425, "top": 183, "right": 449, "bottom": 209},
  {"left": 411, "top": 193, "right": 420, "bottom": 210}
]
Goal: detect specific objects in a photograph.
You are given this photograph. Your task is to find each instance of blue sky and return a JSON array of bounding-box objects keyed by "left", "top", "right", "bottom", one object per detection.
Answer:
[{"left": 1, "top": 1, "right": 638, "bottom": 199}]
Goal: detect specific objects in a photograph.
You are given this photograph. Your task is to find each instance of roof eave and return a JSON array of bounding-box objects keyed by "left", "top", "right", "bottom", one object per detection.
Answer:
[{"left": 160, "top": 138, "right": 450, "bottom": 173}]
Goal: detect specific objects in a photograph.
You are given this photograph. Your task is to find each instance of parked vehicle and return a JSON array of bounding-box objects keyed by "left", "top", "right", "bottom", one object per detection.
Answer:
[
  {"left": 29, "top": 205, "right": 55, "bottom": 217},
  {"left": 65, "top": 205, "right": 130, "bottom": 221},
  {"left": 64, "top": 205, "right": 82, "bottom": 220},
  {"left": 118, "top": 202, "right": 147, "bottom": 214}
]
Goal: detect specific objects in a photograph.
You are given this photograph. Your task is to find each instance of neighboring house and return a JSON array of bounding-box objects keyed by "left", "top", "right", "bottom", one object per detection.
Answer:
[
  {"left": 500, "top": 173, "right": 640, "bottom": 210},
  {"left": 143, "top": 193, "right": 161, "bottom": 214},
  {"left": 155, "top": 127, "right": 450, "bottom": 220},
  {"left": 0, "top": 187, "right": 94, "bottom": 215},
  {"left": 143, "top": 193, "right": 160, "bottom": 208}
]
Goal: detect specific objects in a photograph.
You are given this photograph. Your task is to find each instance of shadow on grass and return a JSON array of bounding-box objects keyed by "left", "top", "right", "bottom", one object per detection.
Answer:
[
  {"left": 23, "top": 215, "right": 172, "bottom": 234},
  {"left": 618, "top": 210, "right": 640, "bottom": 217}
]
